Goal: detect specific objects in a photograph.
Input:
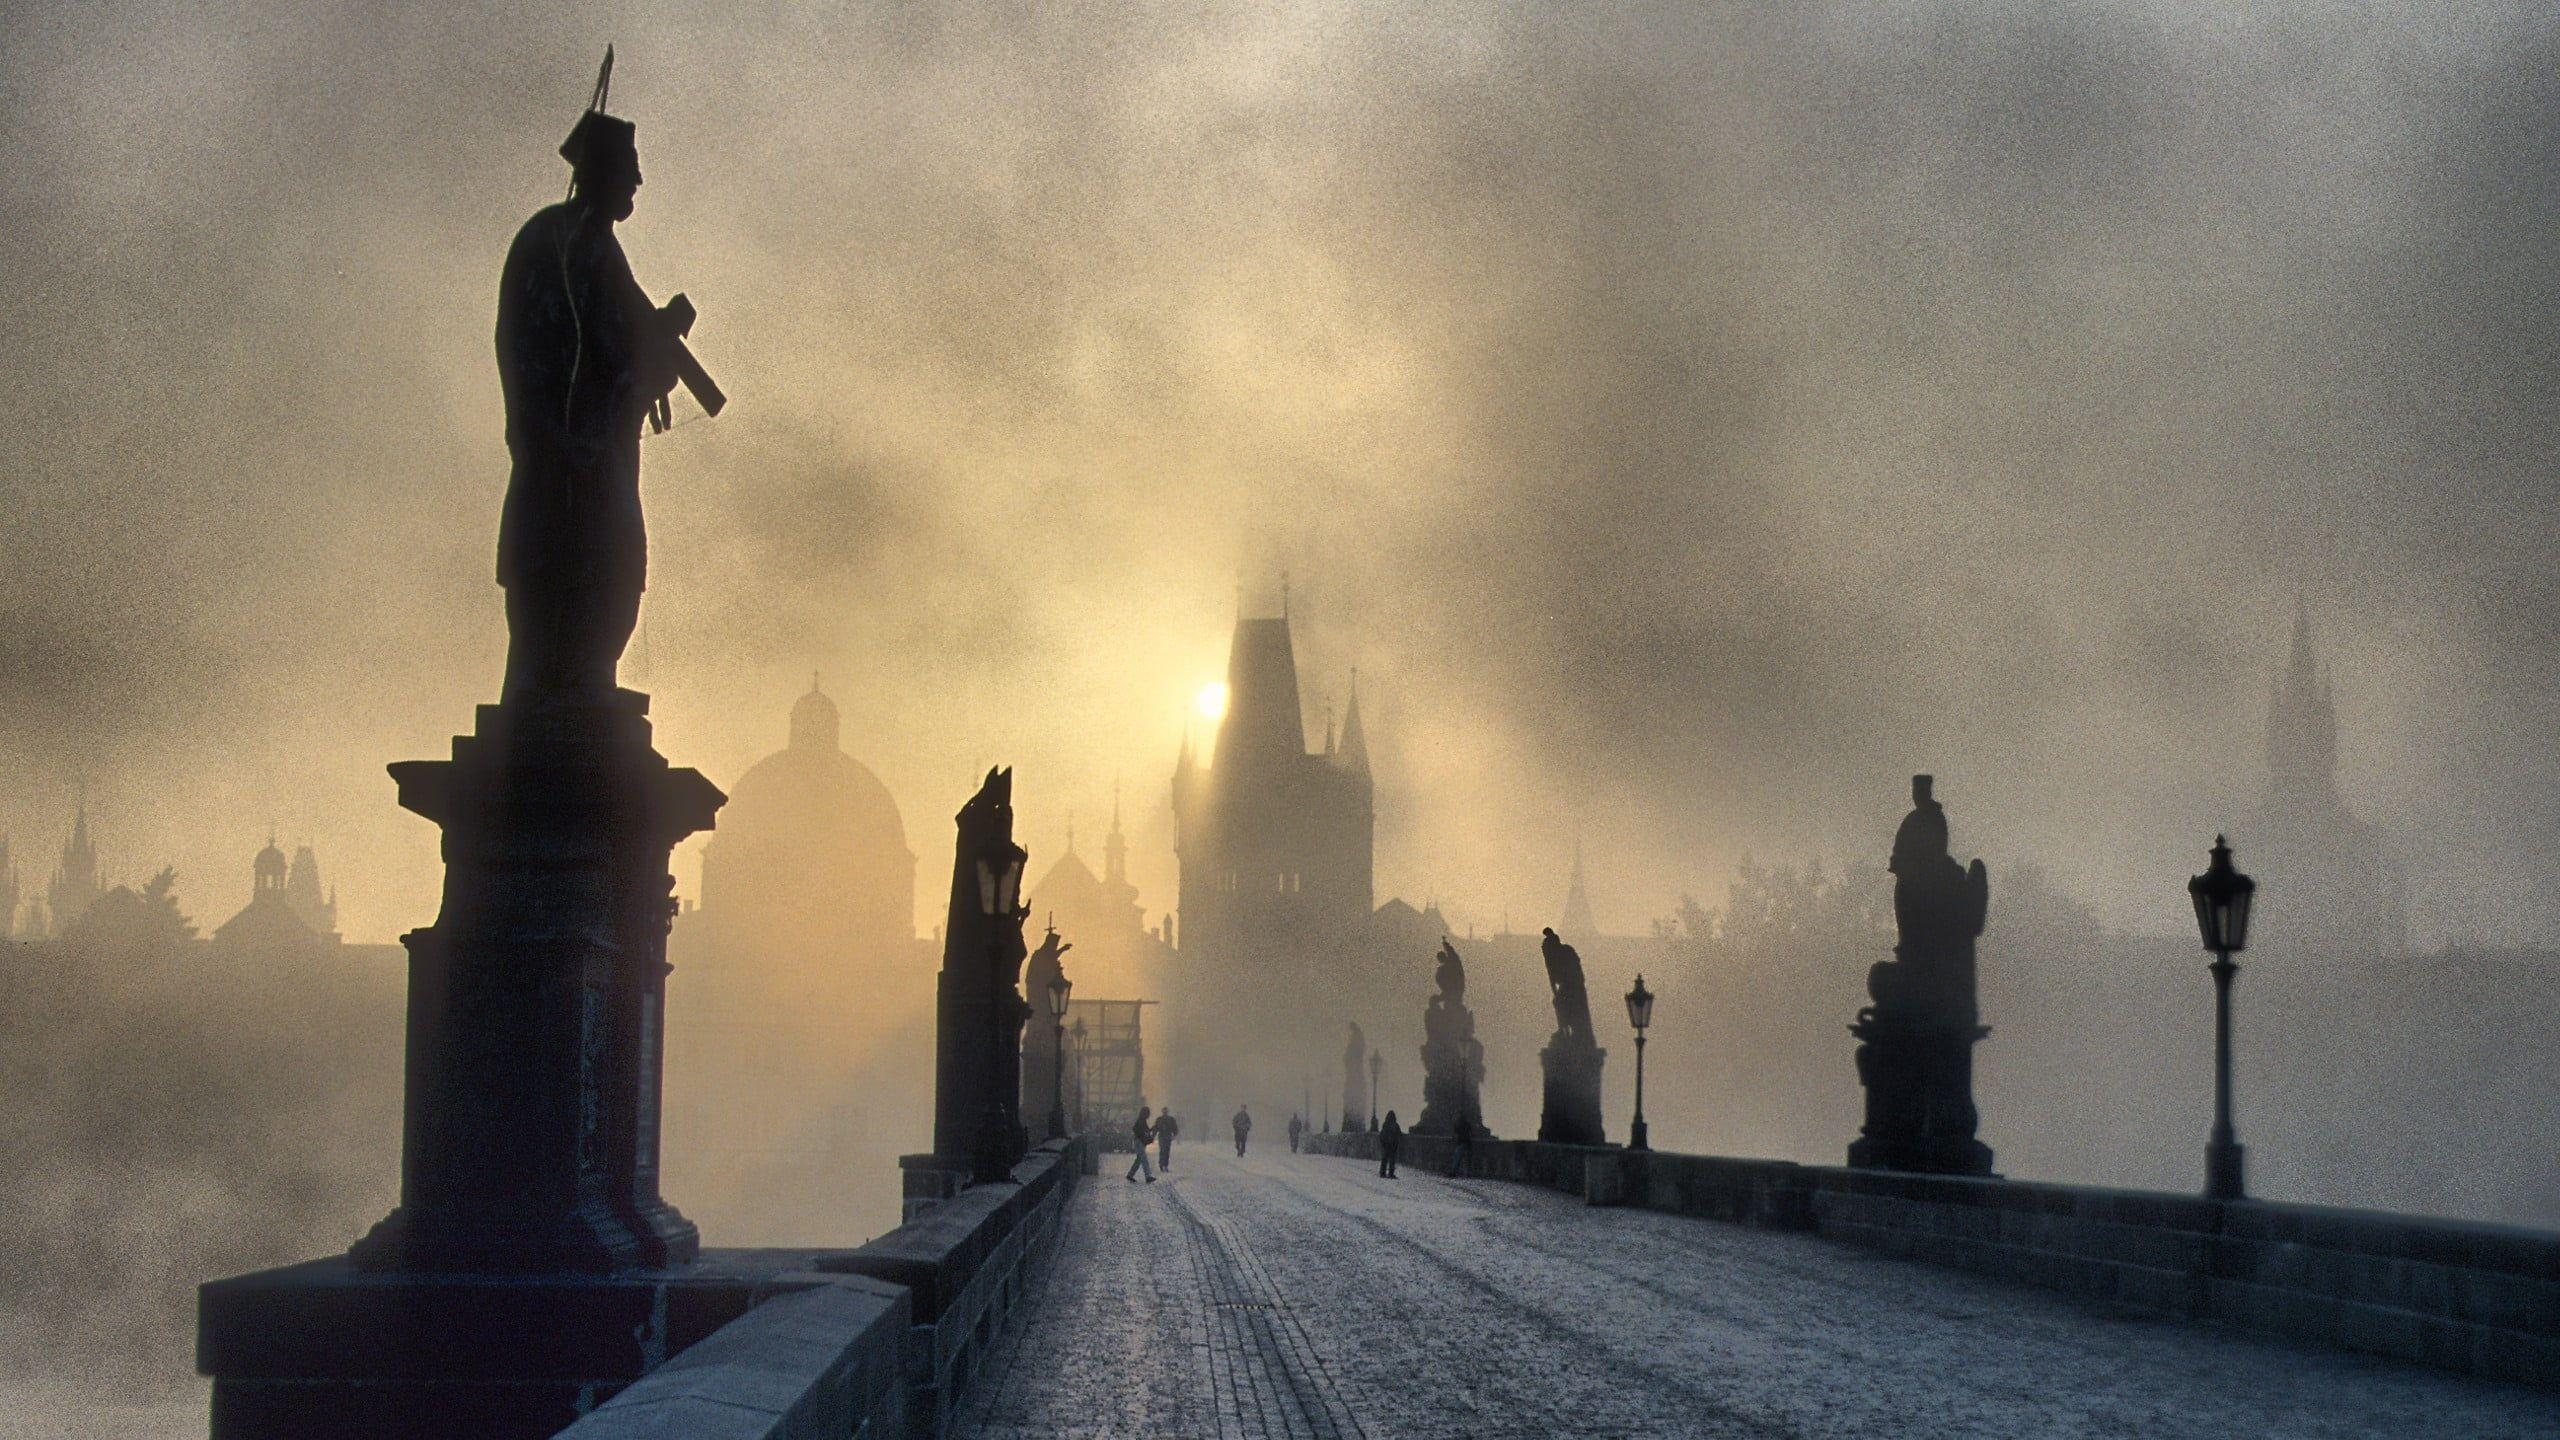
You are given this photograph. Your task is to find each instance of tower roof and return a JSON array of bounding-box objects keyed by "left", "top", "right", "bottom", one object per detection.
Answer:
[
  {"left": 1218, "top": 616, "right": 1307, "bottom": 773},
  {"left": 1336, "top": 670, "right": 1369, "bottom": 773}
]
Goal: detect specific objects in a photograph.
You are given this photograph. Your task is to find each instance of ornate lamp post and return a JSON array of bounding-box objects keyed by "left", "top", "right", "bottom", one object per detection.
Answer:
[
  {"left": 2188, "top": 835, "right": 2256, "bottom": 1201},
  {"left": 1368, "top": 1049, "right": 1383, "bottom": 1132},
  {"left": 1044, "top": 973, "right": 1073, "bottom": 1140},
  {"left": 1068, "top": 1017, "right": 1088, "bottom": 1132},
  {"left": 1624, "top": 973, "right": 1655, "bottom": 1152},
  {"left": 970, "top": 835, "right": 1027, "bottom": 1183}
]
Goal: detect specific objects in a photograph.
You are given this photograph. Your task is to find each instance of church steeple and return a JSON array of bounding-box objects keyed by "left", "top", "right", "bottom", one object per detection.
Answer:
[
  {"left": 1560, "top": 833, "right": 1597, "bottom": 937},
  {"left": 1336, "top": 670, "right": 1368, "bottom": 775},
  {"left": 1105, "top": 780, "right": 1129, "bottom": 888},
  {"left": 2267, "top": 599, "right": 2338, "bottom": 806}
]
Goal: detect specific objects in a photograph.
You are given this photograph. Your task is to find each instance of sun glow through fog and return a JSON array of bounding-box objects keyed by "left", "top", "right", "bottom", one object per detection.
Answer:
[{"left": 1195, "top": 681, "right": 1230, "bottom": 721}]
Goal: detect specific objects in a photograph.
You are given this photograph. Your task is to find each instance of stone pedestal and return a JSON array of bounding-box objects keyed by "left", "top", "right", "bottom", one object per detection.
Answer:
[
  {"left": 1536, "top": 1037, "right": 1607, "bottom": 1146},
  {"left": 351, "top": 690, "right": 722, "bottom": 1272},
  {"left": 1848, "top": 1013, "right": 1996, "bottom": 1175},
  {"left": 1414, "top": 1013, "right": 1483, "bottom": 1138}
]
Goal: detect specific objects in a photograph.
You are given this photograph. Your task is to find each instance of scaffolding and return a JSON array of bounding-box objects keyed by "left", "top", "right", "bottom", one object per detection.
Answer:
[{"left": 1065, "top": 997, "right": 1155, "bottom": 1150}]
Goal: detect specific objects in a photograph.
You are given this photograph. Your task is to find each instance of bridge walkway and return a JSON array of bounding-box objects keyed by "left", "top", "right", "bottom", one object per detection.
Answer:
[{"left": 955, "top": 1144, "right": 2560, "bottom": 1439}]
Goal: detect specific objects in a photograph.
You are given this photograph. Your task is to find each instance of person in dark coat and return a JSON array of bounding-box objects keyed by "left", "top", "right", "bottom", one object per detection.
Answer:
[
  {"left": 1287, "top": 1112, "right": 1304, "bottom": 1153},
  {"left": 1155, "top": 1109, "right": 1179, "bottom": 1171},
  {"left": 1447, "top": 1115, "right": 1475, "bottom": 1176},
  {"left": 1378, "top": 1111, "right": 1405, "bottom": 1178},
  {"left": 1126, "top": 1106, "right": 1157, "bottom": 1183},
  {"left": 1232, "top": 1105, "right": 1253, "bottom": 1156}
]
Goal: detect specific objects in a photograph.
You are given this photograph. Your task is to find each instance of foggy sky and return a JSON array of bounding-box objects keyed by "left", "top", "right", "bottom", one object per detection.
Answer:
[{"left": 2, "top": 0, "right": 2554, "bottom": 947}]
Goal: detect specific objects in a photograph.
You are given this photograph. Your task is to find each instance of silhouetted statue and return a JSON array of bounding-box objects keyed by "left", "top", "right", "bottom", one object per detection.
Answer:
[
  {"left": 496, "top": 65, "right": 723, "bottom": 699},
  {"left": 1022, "top": 925, "right": 1072, "bottom": 1140},
  {"left": 1341, "top": 1022, "right": 1367, "bottom": 1134},
  {"left": 1849, "top": 775, "right": 1995, "bottom": 1176},
  {"left": 1536, "top": 928, "right": 1607, "bottom": 1145},
  {"left": 1541, "top": 926, "right": 1597, "bottom": 1045},
  {"left": 1415, "top": 939, "right": 1485, "bottom": 1137},
  {"left": 342, "top": 56, "right": 727, "bottom": 1277},
  {"left": 934, "top": 767, "right": 1034, "bottom": 1182}
]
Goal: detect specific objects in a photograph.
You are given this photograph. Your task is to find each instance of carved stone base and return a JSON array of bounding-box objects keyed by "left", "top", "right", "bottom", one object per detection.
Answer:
[
  {"left": 1849, "top": 1016, "right": 1996, "bottom": 1176},
  {"left": 351, "top": 688, "right": 722, "bottom": 1274},
  {"left": 1537, "top": 1037, "right": 1607, "bottom": 1146}
]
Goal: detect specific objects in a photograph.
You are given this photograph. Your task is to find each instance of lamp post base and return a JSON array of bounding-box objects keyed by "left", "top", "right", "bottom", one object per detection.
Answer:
[
  {"left": 2206, "top": 1138, "right": 2246, "bottom": 1201},
  {"left": 1627, "top": 1118, "right": 1649, "bottom": 1152}
]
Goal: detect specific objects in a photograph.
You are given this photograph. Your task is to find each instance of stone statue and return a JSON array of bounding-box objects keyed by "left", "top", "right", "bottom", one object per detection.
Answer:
[
  {"left": 935, "top": 767, "right": 1034, "bottom": 1181},
  {"left": 1536, "top": 928, "right": 1606, "bottom": 1145},
  {"left": 1341, "top": 1022, "right": 1368, "bottom": 1134},
  {"left": 1849, "top": 774, "right": 1995, "bottom": 1176},
  {"left": 1416, "top": 939, "right": 1485, "bottom": 1137},
  {"left": 1540, "top": 927, "right": 1596, "bottom": 1046},
  {"left": 495, "top": 80, "right": 722, "bottom": 699}
]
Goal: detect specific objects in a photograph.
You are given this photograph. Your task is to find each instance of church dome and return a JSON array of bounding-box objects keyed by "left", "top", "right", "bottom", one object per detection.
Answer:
[{"left": 699, "top": 680, "right": 915, "bottom": 948}]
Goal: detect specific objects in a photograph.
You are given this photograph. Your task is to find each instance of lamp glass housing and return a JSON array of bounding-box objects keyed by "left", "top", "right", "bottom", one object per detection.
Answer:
[
  {"left": 2187, "top": 835, "right": 2257, "bottom": 954},
  {"left": 1625, "top": 974, "right": 1655, "bottom": 1032},
  {"left": 1046, "top": 975, "right": 1072, "bottom": 1018}
]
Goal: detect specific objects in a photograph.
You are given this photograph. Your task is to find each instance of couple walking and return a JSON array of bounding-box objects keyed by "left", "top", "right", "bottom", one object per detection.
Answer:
[{"left": 1126, "top": 1106, "right": 1179, "bottom": 1181}]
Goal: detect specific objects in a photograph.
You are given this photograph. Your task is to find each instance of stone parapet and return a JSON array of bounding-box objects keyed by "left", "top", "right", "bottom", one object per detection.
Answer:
[
  {"left": 550, "top": 1134, "right": 1090, "bottom": 1440},
  {"left": 1296, "top": 1134, "right": 2560, "bottom": 1387}
]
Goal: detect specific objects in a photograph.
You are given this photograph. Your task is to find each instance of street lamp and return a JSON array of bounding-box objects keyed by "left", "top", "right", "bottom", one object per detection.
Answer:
[
  {"left": 971, "top": 840, "right": 1029, "bottom": 1182},
  {"left": 1624, "top": 973, "right": 1655, "bottom": 1152},
  {"left": 1068, "top": 1017, "right": 1088, "bottom": 1132},
  {"left": 1368, "top": 1049, "right": 1383, "bottom": 1132},
  {"left": 2188, "top": 835, "right": 2256, "bottom": 1202},
  {"left": 1045, "top": 972, "right": 1072, "bottom": 1140}
]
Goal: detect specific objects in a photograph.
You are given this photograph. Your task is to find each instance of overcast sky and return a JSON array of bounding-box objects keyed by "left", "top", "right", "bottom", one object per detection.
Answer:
[{"left": 1, "top": 1, "right": 2552, "bottom": 945}]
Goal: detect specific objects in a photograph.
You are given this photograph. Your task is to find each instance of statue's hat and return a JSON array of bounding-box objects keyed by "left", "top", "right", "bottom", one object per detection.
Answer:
[
  {"left": 561, "top": 109, "right": 637, "bottom": 179},
  {"left": 559, "top": 47, "right": 637, "bottom": 180}
]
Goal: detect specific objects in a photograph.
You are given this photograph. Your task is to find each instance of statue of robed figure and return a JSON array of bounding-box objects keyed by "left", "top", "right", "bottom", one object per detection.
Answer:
[
  {"left": 1415, "top": 939, "right": 1486, "bottom": 1137},
  {"left": 1536, "top": 928, "right": 1606, "bottom": 1145},
  {"left": 1848, "top": 774, "right": 1996, "bottom": 1175},
  {"left": 496, "top": 52, "right": 724, "bottom": 698}
]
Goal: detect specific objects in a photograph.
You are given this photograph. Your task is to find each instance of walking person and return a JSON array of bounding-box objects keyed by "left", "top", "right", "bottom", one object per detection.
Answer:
[
  {"left": 1126, "top": 1106, "right": 1157, "bottom": 1183},
  {"left": 1378, "top": 1110, "right": 1404, "bottom": 1178},
  {"left": 1232, "top": 1104, "right": 1253, "bottom": 1157},
  {"left": 1155, "top": 1109, "right": 1179, "bottom": 1172},
  {"left": 1288, "top": 1112, "right": 1304, "bottom": 1153},
  {"left": 1447, "top": 1115, "right": 1475, "bottom": 1177}
]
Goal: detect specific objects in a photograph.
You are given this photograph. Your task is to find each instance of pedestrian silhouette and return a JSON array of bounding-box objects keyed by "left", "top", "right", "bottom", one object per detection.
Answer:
[
  {"left": 1156, "top": 1109, "right": 1179, "bottom": 1171},
  {"left": 1288, "top": 1111, "right": 1304, "bottom": 1153},
  {"left": 1379, "top": 1110, "right": 1404, "bottom": 1178},
  {"left": 1447, "top": 1115, "right": 1474, "bottom": 1176},
  {"left": 1126, "top": 1106, "right": 1157, "bottom": 1183},
  {"left": 1232, "top": 1104, "right": 1253, "bottom": 1157}
]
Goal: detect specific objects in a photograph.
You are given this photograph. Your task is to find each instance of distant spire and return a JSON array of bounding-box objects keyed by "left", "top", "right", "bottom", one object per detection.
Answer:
[
  {"left": 1336, "top": 669, "right": 1368, "bottom": 773},
  {"left": 1561, "top": 832, "right": 1597, "bottom": 937},
  {"left": 1105, "top": 779, "right": 1130, "bottom": 888},
  {"left": 1065, "top": 812, "right": 1077, "bottom": 856}
]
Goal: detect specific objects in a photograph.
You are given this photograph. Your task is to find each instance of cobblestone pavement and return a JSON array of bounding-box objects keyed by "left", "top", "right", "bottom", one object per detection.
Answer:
[{"left": 956, "top": 1147, "right": 2560, "bottom": 1439}]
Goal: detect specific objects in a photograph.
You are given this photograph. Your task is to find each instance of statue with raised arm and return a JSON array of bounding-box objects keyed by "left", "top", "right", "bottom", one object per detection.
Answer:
[{"left": 496, "top": 53, "right": 724, "bottom": 699}]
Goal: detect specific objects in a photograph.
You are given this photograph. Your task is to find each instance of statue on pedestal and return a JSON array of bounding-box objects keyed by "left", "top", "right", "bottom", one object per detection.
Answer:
[
  {"left": 1414, "top": 939, "right": 1485, "bottom": 1137},
  {"left": 1341, "top": 1022, "right": 1368, "bottom": 1134},
  {"left": 935, "top": 768, "right": 1034, "bottom": 1182},
  {"left": 1848, "top": 774, "right": 1996, "bottom": 1175},
  {"left": 350, "top": 61, "right": 728, "bottom": 1274},
  {"left": 1536, "top": 928, "right": 1607, "bottom": 1145}
]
